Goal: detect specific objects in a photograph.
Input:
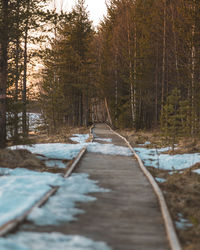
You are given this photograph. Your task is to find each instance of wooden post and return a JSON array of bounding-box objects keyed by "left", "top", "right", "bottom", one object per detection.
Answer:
[{"left": 104, "top": 98, "right": 112, "bottom": 126}]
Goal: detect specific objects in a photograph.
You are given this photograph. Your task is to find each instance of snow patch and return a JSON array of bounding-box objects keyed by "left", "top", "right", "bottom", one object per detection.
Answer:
[
  {"left": 10, "top": 143, "right": 84, "bottom": 160},
  {"left": 95, "top": 138, "right": 112, "bottom": 143},
  {"left": 0, "top": 168, "right": 64, "bottom": 227},
  {"left": 0, "top": 232, "right": 111, "bottom": 250},
  {"left": 70, "top": 134, "right": 89, "bottom": 143},
  {"left": 155, "top": 177, "right": 166, "bottom": 183},
  {"left": 28, "top": 173, "right": 109, "bottom": 225},
  {"left": 134, "top": 147, "right": 200, "bottom": 171},
  {"left": 175, "top": 213, "right": 193, "bottom": 230},
  {"left": 87, "top": 143, "right": 133, "bottom": 156},
  {"left": 193, "top": 169, "right": 200, "bottom": 175},
  {"left": 44, "top": 160, "right": 66, "bottom": 169},
  {"left": 28, "top": 113, "right": 43, "bottom": 132}
]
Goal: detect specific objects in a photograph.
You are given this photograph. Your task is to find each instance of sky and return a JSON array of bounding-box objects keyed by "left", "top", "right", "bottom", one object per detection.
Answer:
[{"left": 51, "top": 0, "right": 107, "bottom": 27}]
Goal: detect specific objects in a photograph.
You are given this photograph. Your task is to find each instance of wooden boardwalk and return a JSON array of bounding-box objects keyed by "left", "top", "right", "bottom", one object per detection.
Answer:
[{"left": 19, "top": 123, "right": 170, "bottom": 250}]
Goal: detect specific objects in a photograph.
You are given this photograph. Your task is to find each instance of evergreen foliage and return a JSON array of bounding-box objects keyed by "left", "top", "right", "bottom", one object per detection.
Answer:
[
  {"left": 40, "top": 0, "right": 95, "bottom": 131},
  {"left": 95, "top": 0, "right": 200, "bottom": 138},
  {"left": 1, "top": 0, "right": 200, "bottom": 147}
]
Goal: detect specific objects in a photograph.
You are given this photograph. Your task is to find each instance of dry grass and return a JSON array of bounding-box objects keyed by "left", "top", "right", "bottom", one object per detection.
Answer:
[
  {"left": 162, "top": 166, "right": 200, "bottom": 250},
  {"left": 30, "top": 126, "right": 89, "bottom": 144}
]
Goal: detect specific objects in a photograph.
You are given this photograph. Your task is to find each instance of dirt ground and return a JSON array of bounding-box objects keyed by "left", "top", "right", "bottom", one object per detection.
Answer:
[{"left": 119, "top": 129, "right": 200, "bottom": 250}]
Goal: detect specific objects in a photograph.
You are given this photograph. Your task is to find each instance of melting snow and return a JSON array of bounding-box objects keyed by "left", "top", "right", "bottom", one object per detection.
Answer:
[
  {"left": 175, "top": 213, "right": 193, "bottom": 230},
  {"left": 193, "top": 169, "right": 200, "bottom": 175},
  {"left": 134, "top": 147, "right": 200, "bottom": 171},
  {"left": 0, "top": 232, "right": 111, "bottom": 250},
  {"left": 95, "top": 138, "right": 112, "bottom": 143},
  {"left": 28, "top": 173, "right": 109, "bottom": 225},
  {"left": 155, "top": 177, "right": 166, "bottom": 183},
  {"left": 10, "top": 143, "right": 84, "bottom": 160},
  {"left": 28, "top": 113, "right": 43, "bottom": 132},
  {"left": 0, "top": 168, "right": 64, "bottom": 227},
  {"left": 44, "top": 160, "right": 66, "bottom": 169},
  {"left": 87, "top": 142, "right": 133, "bottom": 156},
  {"left": 0, "top": 168, "right": 109, "bottom": 228},
  {"left": 70, "top": 134, "right": 90, "bottom": 143}
]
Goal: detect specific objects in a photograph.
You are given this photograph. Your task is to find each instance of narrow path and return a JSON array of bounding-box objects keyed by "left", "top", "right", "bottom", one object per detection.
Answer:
[{"left": 18, "top": 123, "right": 170, "bottom": 250}]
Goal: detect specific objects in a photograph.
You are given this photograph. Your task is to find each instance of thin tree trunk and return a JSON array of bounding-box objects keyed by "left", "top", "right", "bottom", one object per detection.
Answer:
[
  {"left": 191, "top": 10, "right": 196, "bottom": 136},
  {"left": 155, "top": 41, "right": 159, "bottom": 126},
  {"left": 0, "top": 0, "right": 9, "bottom": 148},
  {"left": 133, "top": 17, "right": 137, "bottom": 128},
  {"left": 14, "top": 0, "right": 20, "bottom": 140},
  {"left": 22, "top": 0, "right": 30, "bottom": 137},
  {"left": 114, "top": 53, "right": 118, "bottom": 124},
  {"left": 170, "top": 1, "right": 179, "bottom": 83},
  {"left": 161, "top": 0, "right": 166, "bottom": 113},
  {"left": 126, "top": 4, "right": 135, "bottom": 127}
]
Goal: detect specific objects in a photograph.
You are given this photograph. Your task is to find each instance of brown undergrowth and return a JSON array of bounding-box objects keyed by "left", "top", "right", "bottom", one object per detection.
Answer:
[
  {"left": 29, "top": 126, "right": 89, "bottom": 144},
  {"left": 121, "top": 128, "right": 200, "bottom": 250}
]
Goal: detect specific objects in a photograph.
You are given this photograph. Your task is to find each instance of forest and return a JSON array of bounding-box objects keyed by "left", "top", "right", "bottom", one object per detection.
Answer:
[{"left": 0, "top": 0, "right": 200, "bottom": 148}]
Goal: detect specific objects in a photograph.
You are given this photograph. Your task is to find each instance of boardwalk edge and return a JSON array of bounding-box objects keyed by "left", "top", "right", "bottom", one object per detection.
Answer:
[{"left": 107, "top": 125, "right": 182, "bottom": 250}]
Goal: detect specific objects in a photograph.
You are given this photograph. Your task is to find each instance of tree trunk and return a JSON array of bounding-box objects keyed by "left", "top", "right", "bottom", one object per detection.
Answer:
[
  {"left": 170, "top": 1, "right": 179, "bottom": 84},
  {"left": 22, "top": 0, "right": 30, "bottom": 137},
  {"left": 0, "top": 0, "right": 9, "bottom": 148},
  {"left": 133, "top": 16, "right": 137, "bottom": 129},
  {"left": 161, "top": 0, "right": 166, "bottom": 113},
  {"left": 191, "top": 8, "right": 196, "bottom": 136},
  {"left": 14, "top": 0, "right": 20, "bottom": 140},
  {"left": 155, "top": 41, "right": 159, "bottom": 126},
  {"left": 126, "top": 4, "right": 135, "bottom": 128},
  {"left": 114, "top": 53, "right": 118, "bottom": 124}
]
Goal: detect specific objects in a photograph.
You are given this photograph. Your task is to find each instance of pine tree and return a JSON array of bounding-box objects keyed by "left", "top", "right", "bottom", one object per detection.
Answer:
[
  {"left": 161, "top": 88, "right": 182, "bottom": 150},
  {"left": 40, "top": 0, "right": 95, "bottom": 130}
]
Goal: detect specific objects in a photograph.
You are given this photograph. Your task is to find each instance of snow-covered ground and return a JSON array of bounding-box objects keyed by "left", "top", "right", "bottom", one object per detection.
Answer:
[
  {"left": 28, "top": 113, "right": 43, "bottom": 132},
  {"left": 134, "top": 147, "right": 200, "bottom": 171},
  {"left": 11, "top": 143, "right": 84, "bottom": 160},
  {"left": 0, "top": 168, "right": 109, "bottom": 229},
  {"left": 70, "top": 134, "right": 90, "bottom": 143},
  {"left": 6, "top": 112, "right": 43, "bottom": 139},
  {"left": 95, "top": 138, "right": 112, "bottom": 143},
  {"left": 87, "top": 142, "right": 133, "bottom": 156},
  {"left": 0, "top": 168, "right": 64, "bottom": 227},
  {"left": 28, "top": 173, "right": 109, "bottom": 226},
  {"left": 10, "top": 136, "right": 133, "bottom": 165},
  {"left": 0, "top": 232, "right": 111, "bottom": 250}
]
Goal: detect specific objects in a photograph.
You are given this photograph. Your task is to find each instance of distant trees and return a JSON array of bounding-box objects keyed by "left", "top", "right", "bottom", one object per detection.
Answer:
[
  {"left": 95, "top": 0, "right": 200, "bottom": 138},
  {"left": 0, "top": 0, "right": 52, "bottom": 146},
  {"left": 1, "top": 0, "right": 199, "bottom": 146},
  {"left": 40, "top": 0, "right": 95, "bottom": 131}
]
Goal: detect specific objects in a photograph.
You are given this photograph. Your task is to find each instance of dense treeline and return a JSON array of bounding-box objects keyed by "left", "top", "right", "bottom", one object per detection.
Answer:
[
  {"left": 40, "top": 0, "right": 200, "bottom": 141},
  {"left": 40, "top": 0, "right": 96, "bottom": 130},
  {"left": 0, "top": 0, "right": 200, "bottom": 147},
  {"left": 0, "top": 0, "right": 54, "bottom": 147},
  {"left": 97, "top": 0, "right": 200, "bottom": 137}
]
